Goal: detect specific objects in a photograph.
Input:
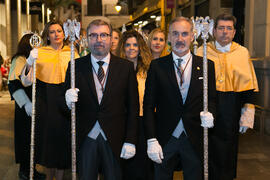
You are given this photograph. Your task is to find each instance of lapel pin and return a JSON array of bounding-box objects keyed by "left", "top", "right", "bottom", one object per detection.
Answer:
[{"left": 197, "top": 66, "right": 200, "bottom": 70}]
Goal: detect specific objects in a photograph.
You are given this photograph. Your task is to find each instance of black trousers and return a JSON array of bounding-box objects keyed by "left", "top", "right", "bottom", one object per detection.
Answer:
[
  {"left": 154, "top": 134, "right": 202, "bottom": 180},
  {"left": 78, "top": 135, "right": 122, "bottom": 180},
  {"left": 123, "top": 116, "right": 154, "bottom": 180},
  {"left": 209, "top": 92, "right": 242, "bottom": 180}
]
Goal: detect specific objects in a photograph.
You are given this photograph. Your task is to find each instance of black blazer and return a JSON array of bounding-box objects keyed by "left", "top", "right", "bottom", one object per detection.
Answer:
[
  {"left": 143, "top": 53, "right": 216, "bottom": 158},
  {"left": 63, "top": 53, "right": 139, "bottom": 159}
]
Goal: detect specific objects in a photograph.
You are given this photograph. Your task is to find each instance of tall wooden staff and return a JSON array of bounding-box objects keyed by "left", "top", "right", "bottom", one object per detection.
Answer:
[
  {"left": 29, "top": 33, "right": 42, "bottom": 180},
  {"left": 199, "top": 16, "right": 214, "bottom": 180},
  {"left": 63, "top": 19, "right": 80, "bottom": 180}
]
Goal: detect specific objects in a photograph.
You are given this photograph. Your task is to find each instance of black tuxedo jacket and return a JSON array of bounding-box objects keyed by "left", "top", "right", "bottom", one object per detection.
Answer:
[
  {"left": 143, "top": 53, "right": 216, "bottom": 158},
  {"left": 63, "top": 53, "right": 139, "bottom": 159}
]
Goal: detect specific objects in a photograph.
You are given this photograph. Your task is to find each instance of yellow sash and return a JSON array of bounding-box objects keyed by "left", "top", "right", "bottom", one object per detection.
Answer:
[
  {"left": 36, "top": 46, "right": 79, "bottom": 84},
  {"left": 197, "top": 41, "right": 258, "bottom": 92}
]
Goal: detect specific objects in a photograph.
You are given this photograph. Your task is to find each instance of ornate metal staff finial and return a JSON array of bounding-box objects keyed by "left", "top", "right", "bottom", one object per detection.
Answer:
[
  {"left": 29, "top": 32, "right": 41, "bottom": 180},
  {"left": 63, "top": 19, "right": 80, "bottom": 180},
  {"left": 191, "top": 16, "right": 202, "bottom": 55},
  {"left": 30, "top": 32, "right": 42, "bottom": 48},
  {"left": 64, "top": 19, "right": 81, "bottom": 42},
  {"left": 200, "top": 16, "right": 214, "bottom": 40}
]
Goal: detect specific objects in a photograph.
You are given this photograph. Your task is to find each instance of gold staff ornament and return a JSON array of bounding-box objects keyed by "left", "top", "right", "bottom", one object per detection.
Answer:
[
  {"left": 64, "top": 19, "right": 80, "bottom": 180},
  {"left": 29, "top": 32, "right": 42, "bottom": 180}
]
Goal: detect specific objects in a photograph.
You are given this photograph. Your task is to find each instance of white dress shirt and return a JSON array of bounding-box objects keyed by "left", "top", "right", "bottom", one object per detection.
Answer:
[
  {"left": 215, "top": 41, "right": 231, "bottom": 53},
  {"left": 172, "top": 51, "right": 193, "bottom": 138},
  {"left": 87, "top": 53, "right": 110, "bottom": 140}
]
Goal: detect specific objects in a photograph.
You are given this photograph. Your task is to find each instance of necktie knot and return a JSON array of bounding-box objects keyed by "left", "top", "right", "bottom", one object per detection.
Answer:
[
  {"left": 177, "top": 58, "right": 183, "bottom": 68},
  {"left": 97, "top": 61, "right": 104, "bottom": 67}
]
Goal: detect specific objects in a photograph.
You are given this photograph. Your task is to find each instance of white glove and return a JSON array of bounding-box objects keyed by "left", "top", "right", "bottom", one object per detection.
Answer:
[
  {"left": 239, "top": 126, "right": 249, "bottom": 133},
  {"left": 120, "top": 143, "right": 136, "bottom": 159},
  {"left": 26, "top": 48, "right": 38, "bottom": 66},
  {"left": 147, "top": 138, "right": 163, "bottom": 164},
  {"left": 200, "top": 111, "right": 214, "bottom": 128},
  {"left": 24, "top": 102, "right": 32, "bottom": 116},
  {"left": 65, "top": 88, "right": 79, "bottom": 109}
]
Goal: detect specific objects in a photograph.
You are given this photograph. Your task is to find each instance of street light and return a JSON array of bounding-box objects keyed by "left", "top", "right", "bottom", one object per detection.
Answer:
[{"left": 115, "top": 2, "right": 121, "bottom": 13}]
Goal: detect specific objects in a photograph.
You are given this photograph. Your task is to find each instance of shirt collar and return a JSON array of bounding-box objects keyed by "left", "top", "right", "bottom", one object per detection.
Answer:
[
  {"left": 172, "top": 51, "right": 191, "bottom": 64},
  {"left": 91, "top": 53, "right": 110, "bottom": 65},
  {"left": 215, "top": 41, "right": 231, "bottom": 53}
]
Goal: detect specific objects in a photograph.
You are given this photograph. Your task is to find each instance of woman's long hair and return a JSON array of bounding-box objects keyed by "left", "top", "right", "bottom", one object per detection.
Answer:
[
  {"left": 116, "top": 30, "right": 152, "bottom": 75},
  {"left": 11, "top": 33, "right": 33, "bottom": 62}
]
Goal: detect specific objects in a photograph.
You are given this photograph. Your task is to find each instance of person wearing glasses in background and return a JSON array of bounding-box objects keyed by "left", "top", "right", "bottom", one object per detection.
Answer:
[
  {"left": 64, "top": 19, "right": 139, "bottom": 180},
  {"left": 197, "top": 13, "right": 259, "bottom": 180}
]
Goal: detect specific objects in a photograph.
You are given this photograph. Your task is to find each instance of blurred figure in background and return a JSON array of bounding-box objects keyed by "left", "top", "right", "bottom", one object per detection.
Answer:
[
  {"left": 79, "top": 28, "right": 90, "bottom": 56},
  {"left": 8, "top": 33, "right": 46, "bottom": 180},
  {"left": 0, "top": 53, "right": 3, "bottom": 91},
  {"left": 147, "top": 28, "right": 167, "bottom": 59},
  {"left": 117, "top": 30, "right": 153, "bottom": 180},
  {"left": 110, "top": 29, "right": 122, "bottom": 55},
  {"left": 1, "top": 56, "right": 10, "bottom": 90}
]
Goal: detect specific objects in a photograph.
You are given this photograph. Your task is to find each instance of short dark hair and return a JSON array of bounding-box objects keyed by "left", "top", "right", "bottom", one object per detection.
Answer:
[
  {"left": 86, "top": 19, "right": 112, "bottom": 35},
  {"left": 215, "top": 13, "right": 237, "bottom": 29}
]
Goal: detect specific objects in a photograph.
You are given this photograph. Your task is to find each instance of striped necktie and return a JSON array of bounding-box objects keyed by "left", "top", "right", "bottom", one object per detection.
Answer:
[
  {"left": 97, "top": 61, "right": 105, "bottom": 82},
  {"left": 177, "top": 58, "right": 184, "bottom": 85}
]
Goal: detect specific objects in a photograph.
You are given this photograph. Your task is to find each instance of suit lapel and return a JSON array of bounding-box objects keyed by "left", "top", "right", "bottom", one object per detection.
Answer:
[
  {"left": 81, "top": 54, "right": 99, "bottom": 104},
  {"left": 165, "top": 54, "right": 183, "bottom": 105},
  {"left": 185, "top": 55, "right": 202, "bottom": 105}
]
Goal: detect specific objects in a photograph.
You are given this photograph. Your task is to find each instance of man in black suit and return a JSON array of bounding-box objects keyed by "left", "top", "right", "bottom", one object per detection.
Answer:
[
  {"left": 64, "top": 19, "right": 139, "bottom": 180},
  {"left": 143, "top": 16, "right": 216, "bottom": 180}
]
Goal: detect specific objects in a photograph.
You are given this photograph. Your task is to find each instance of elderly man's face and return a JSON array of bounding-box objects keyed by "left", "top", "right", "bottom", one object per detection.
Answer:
[
  {"left": 168, "top": 20, "right": 194, "bottom": 57},
  {"left": 87, "top": 25, "right": 111, "bottom": 59},
  {"left": 213, "top": 20, "right": 236, "bottom": 46}
]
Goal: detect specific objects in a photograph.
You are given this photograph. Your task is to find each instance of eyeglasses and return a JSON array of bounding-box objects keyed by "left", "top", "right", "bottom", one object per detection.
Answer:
[
  {"left": 216, "top": 26, "right": 234, "bottom": 32},
  {"left": 88, "top": 33, "right": 111, "bottom": 41}
]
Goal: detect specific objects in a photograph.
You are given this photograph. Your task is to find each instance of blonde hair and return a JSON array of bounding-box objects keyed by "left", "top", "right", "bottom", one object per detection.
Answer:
[{"left": 147, "top": 28, "right": 168, "bottom": 58}]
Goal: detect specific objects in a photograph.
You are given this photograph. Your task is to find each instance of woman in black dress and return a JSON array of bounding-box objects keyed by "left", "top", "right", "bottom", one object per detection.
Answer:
[{"left": 8, "top": 33, "right": 46, "bottom": 180}]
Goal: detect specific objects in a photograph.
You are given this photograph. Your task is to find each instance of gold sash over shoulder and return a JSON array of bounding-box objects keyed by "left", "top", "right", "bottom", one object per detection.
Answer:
[
  {"left": 197, "top": 41, "right": 258, "bottom": 92},
  {"left": 8, "top": 56, "right": 27, "bottom": 81},
  {"left": 36, "top": 46, "right": 79, "bottom": 84}
]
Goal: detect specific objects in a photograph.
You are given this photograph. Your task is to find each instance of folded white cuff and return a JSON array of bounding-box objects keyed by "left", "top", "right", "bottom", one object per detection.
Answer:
[{"left": 12, "top": 89, "right": 31, "bottom": 108}]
